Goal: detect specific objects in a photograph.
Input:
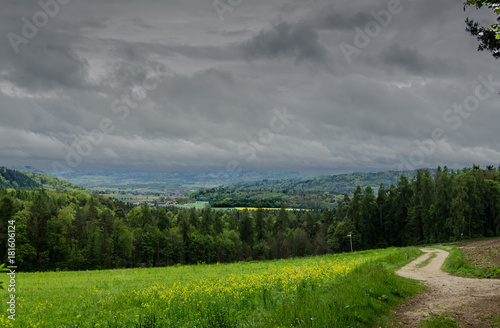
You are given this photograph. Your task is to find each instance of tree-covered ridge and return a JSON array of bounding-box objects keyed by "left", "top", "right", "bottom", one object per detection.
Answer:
[
  {"left": 29, "top": 172, "right": 89, "bottom": 193},
  {"left": 46, "top": 169, "right": 318, "bottom": 191},
  {"left": 0, "top": 166, "right": 40, "bottom": 189},
  {"left": 0, "top": 166, "right": 88, "bottom": 193},
  {"left": 190, "top": 188, "right": 343, "bottom": 209},
  {"left": 190, "top": 170, "right": 432, "bottom": 208},
  {"left": 219, "top": 170, "right": 431, "bottom": 194},
  {"left": 1, "top": 165, "right": 499, "bottom": 272}
]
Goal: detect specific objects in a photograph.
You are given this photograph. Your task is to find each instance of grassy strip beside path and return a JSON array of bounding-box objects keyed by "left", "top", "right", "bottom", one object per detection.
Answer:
[{"left": 433, "top": 246, "right": 488, "bottom": 278}]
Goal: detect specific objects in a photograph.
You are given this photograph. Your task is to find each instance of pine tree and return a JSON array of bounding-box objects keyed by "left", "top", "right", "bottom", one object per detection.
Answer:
[
  {"left": 239, "top": 209, "right": 254, "bottom": 247},
  {"left": 201, "top": 207, "right": 213, "bottom": 235},
  {"left": 157, "top": 207, "right": 170, "bottom": 231},
  {"left": 274, "top": 204, "right": 289, "bottom": 235},
  {"left": 359, "top": 186, "right": 377, "bottom": 249},
  {"left": 420, "top": 171, "right": 435, "bottom": 242},
  {"left": 389, "top": 176, "right": 412, "bottom": 246},
  {"left": 254, "top": 207, "right": 266, "bottom": 241},
  {"left": 430, "top": 167, "right": 452, "bottom": 241},
  {"left": 376, "top": 183, "right": 388, "bottom": 246},
  {"left": 346, "top": 186, "right": 362, "bottom": 233},
  {"left": 450, "top": 173, "right": 470, "bottom": 239},
  {"left": 189, "top": 207, "right": 199, "bottom": 229},
  {"left": 213, "top": 211, "right": 224, "bottom": 235},
  {"left": 336, "top": 195, "right": 350, "bottom": 222},
  {"left": 305, "top": 212, "right": 317, "bottom": 240}
]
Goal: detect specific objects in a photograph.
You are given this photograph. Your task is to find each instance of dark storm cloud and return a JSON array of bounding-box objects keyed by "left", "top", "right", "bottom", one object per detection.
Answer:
[
  {"left": 379, "top": 44, "right": 463, "bottom": 77},
  {"left": 6, "top": 43, "right": 90, "bottom": 91},
  {"left": 100, "top": 60, "right": 170, "bottom": 91},
  {"left": 313, "top": 4, "right": 380, "bottom": 31},
  {"left": 0, "top": 0, "right": 92, "bottom": 92},
  {"left": 240, "top": 21, "right": 329, "bottom": 64},
  {"left": 207, "top": 29, "right": 251, "bottom": 37},
  {"left": 104, "top": 39, "right": 241, "bottom": 62},
  {"left": 0, "top": 0, "right": 499, "bottom": 172}
]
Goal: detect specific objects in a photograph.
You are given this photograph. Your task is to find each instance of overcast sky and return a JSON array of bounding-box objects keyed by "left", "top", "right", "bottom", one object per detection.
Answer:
[{"left": 1, "top": 0, "right": 499, "bottom": 173}]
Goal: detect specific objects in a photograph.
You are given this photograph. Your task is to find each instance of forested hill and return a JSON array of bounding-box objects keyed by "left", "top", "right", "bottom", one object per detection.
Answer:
[
  {"left": 221, "top": 170, "right": 434, "bottom": 194},
  {"left": 0, "top": 166, "right": 88, "bottom": 193},
  {"left": 0, "top": 166, "right": 40, "bottom": 189},
  {"left": 46, "top": 169, "right": 318, "bottom": 191}
]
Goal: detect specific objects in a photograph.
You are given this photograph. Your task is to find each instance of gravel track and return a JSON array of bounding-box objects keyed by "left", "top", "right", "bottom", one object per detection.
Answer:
[{"left": 392, "top": 248, "right": 500, "bottom": 327}]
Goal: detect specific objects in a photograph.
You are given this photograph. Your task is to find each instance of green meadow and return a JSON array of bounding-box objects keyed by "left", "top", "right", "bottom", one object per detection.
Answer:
[{"left": 1, "top": 247, "right": 423, "bottom": 328}]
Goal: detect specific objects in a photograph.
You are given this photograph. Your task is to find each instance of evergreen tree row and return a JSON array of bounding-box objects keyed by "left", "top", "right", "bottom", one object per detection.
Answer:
[{"left": 339, "top": 166, "right": 500, "bottom": 251}]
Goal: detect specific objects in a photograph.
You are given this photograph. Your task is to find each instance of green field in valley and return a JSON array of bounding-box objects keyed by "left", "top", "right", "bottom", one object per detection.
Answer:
[{"left": 0, "top": 247, "right": 424, "bottom": 328}]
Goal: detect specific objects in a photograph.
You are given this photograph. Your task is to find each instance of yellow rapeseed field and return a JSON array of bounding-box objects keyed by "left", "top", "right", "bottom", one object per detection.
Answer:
[{"left": 132, "top": 255, "right": 364, "bottom": 311}]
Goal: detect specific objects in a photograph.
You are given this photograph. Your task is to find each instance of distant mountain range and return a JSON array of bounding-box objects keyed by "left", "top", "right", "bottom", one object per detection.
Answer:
[
  {"left": 3, "top": 165, "right": 436, "bottom": 196},
  {"left": 44, "top": 169, "right": 321, "bottom": 191}
]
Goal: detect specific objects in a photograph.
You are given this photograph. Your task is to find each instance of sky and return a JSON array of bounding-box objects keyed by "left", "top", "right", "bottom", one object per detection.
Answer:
[{"left": 0, "top": 0, "right": 499, "bottom": 174}]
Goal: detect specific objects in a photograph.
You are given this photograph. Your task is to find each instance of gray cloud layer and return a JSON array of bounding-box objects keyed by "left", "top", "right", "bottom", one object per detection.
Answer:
[{"left": 0, "top": 0, "right": 499, "bottom": 172}]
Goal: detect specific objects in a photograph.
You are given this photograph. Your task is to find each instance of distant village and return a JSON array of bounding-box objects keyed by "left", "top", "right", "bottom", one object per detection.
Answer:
[
  {"left": 130, "top": 199, "right": 181, "bottom": 207},
  {"left": 95, "top": 189, "right": 191, "bottom": 207}
]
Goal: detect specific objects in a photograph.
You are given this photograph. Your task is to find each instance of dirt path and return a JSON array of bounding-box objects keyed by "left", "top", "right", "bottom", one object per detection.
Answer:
[{"left": 393, "top": 248, "right": 500, "bottom": 327}]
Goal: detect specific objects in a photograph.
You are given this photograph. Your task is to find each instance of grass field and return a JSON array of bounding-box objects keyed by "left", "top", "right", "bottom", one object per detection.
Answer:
[
  {"left": 175, "top": 201, "right": 210, "bottom": 208},
  {"left": 0, "top": 248, "right": 424, "bottom": 328}
]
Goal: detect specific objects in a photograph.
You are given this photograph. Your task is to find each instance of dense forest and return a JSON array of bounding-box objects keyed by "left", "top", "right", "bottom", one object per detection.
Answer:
[
  {"left": 218, "top": 170, "right": 429, "bottom": 194},
  {"left": 0, "top": 167, "right": 40, "bottom": 189},
  {"left": 190, "top": 188, "right": 343, "bottom": 209},
  {"left": 190, "top": 170, "right": 432, "bottom": 208},
  {"left": 0, "top": 166, "right": 499, "bottom": 272}
]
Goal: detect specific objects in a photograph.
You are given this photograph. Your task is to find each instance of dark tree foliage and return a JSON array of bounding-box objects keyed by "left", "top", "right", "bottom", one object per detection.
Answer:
[
  {"left": 0, "top": 166, "right": 499, "bottom": 272},
  {"left": 464, "top": 0, "right": 500, "bottom": 58},
  {"left": 239, "top": 209, "right": 254, "bottom": 247},
  {"left": 0, "top": 167, "right": 40, "bottom": 189}
]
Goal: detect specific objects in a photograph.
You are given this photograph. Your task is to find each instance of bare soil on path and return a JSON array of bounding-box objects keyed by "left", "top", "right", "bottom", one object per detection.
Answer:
[{"left": 392, "top": 248, "right": 500, "bottom": 327}]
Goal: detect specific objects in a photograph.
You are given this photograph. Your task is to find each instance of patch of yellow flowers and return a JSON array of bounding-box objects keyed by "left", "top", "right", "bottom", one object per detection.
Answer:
[{"left": 131, "top": 253, "right": 380, "bottom": 310}]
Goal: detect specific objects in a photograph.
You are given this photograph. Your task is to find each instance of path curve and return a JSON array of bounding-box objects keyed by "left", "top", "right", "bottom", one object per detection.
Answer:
[{"left": 393, "top": 248, "right": 500, "bottom": 327}]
